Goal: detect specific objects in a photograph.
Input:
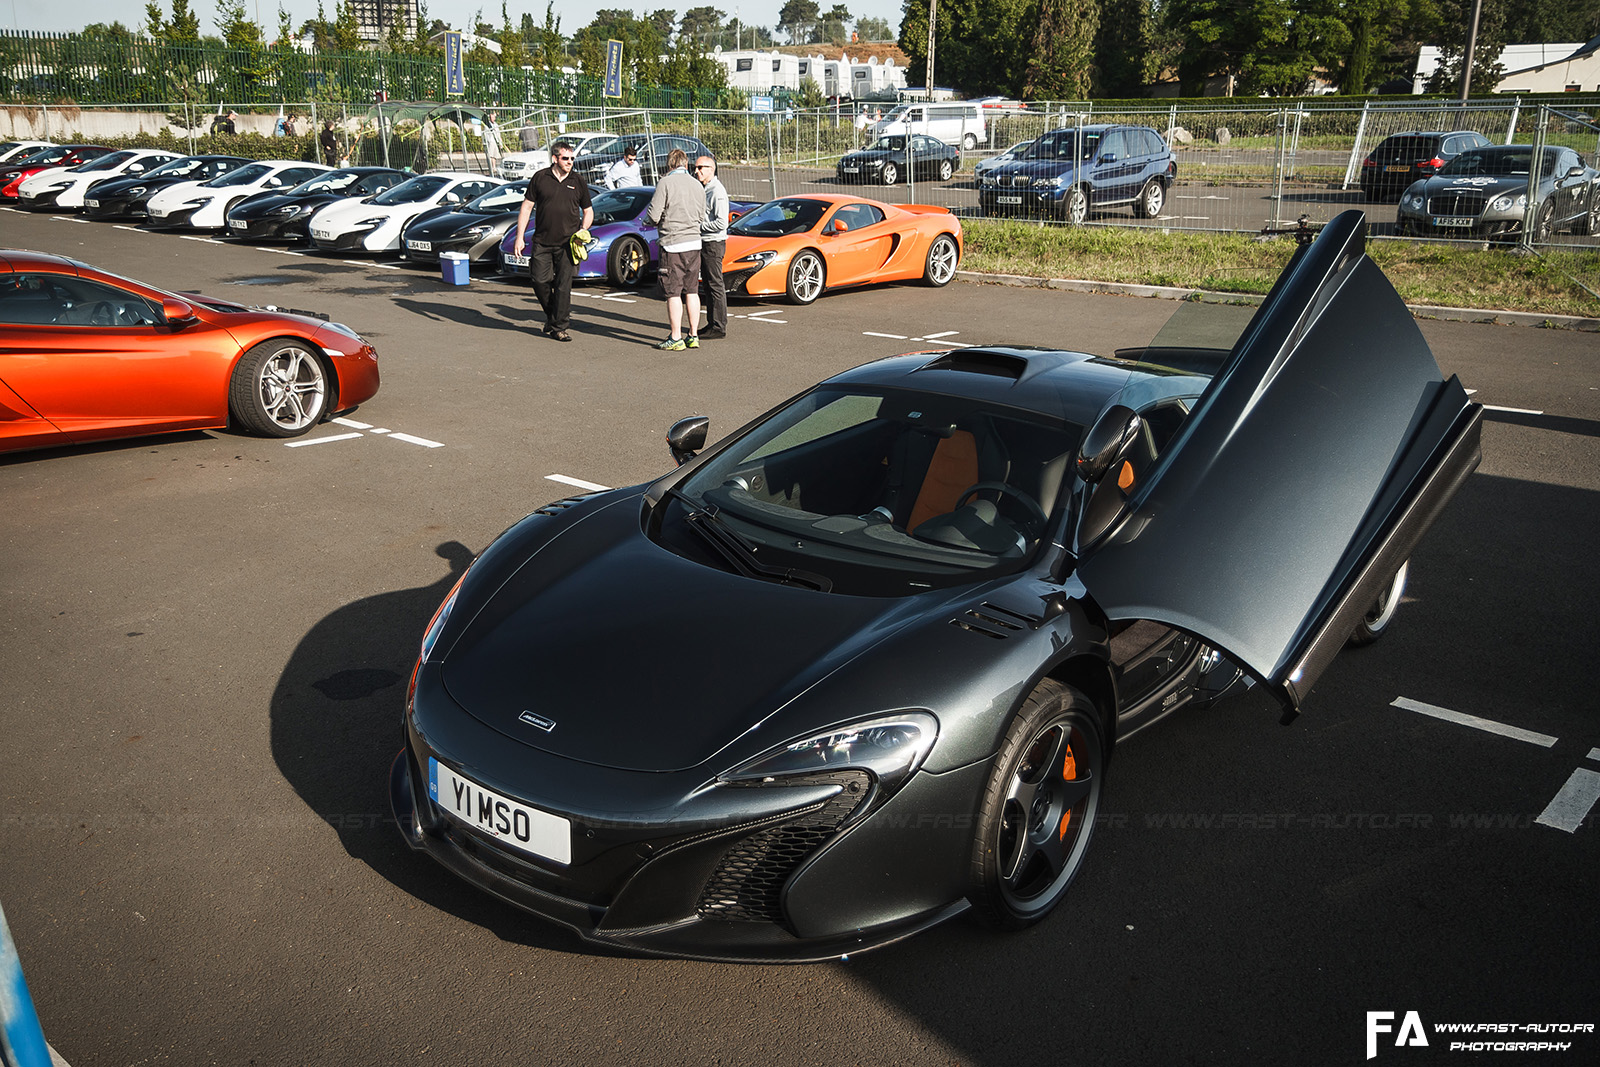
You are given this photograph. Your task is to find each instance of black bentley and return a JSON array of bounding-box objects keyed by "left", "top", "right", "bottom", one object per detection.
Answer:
[
  {"left": 836, "top": 134, "right": 961, "bottom": 185},
  {"left": 390, "top": 211, "right": 1482, "bottom": 961},
  {"left": 80, "top": 155, "right": 250, "bottom": 219},
  {"left": 225, "top": 166, "right": 409, "bottom": 242}
]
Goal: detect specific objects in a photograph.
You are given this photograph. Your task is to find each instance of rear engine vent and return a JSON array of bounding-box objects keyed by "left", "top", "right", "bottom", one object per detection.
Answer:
[
  {"left": 918, "top": 349, "right": 1027, "bottom": 380},
  {"left": 533, "top": 493, "right": 598, "bottom": 516},
  {"left": 951, "top": 602, "right": 1040, "bottom": 639}
]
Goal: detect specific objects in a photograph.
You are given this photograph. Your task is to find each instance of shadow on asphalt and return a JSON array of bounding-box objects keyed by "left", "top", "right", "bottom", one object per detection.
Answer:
[{"left": 267, "top": 539, "right": 620, "bottom": 956}]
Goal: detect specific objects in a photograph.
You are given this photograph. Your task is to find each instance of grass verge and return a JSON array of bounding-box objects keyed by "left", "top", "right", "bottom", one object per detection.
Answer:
[{"left": 961, "top": 219, "right": 1600, "bottom": 319}]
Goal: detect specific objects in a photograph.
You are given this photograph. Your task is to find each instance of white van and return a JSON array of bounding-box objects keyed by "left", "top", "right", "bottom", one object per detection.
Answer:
[{"left": 872, "top": 102, "right": 986, "bottom": 149}]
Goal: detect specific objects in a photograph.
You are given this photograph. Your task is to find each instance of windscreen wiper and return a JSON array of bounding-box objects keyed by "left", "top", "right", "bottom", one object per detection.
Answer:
[{"left": 676, "top": 497, "right": 833, "bottom": 593}]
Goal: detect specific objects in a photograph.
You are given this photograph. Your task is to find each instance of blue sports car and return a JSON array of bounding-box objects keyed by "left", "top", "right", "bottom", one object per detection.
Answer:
[{"left": 498, "top": 185, "right": 759, "bottom": 288}]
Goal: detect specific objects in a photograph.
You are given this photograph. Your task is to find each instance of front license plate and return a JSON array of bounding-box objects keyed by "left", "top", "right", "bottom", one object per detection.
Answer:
[
  {"left": 407, "top": 239, "right": 431, "bottom": 252},
  {"left": 429, "top": 757, "right": 571, "bottom": 864},
  {"left": 997, "top": 195, "right": 1023, "bottom": 205},
  {"left": 150, "top": 207, "right": 166, "bottom": 217},
  {"left": 1385, "top": 164, "right": 1412, "bottom": 173},
  {"left": 503, "top": 251, "right": 529, "bottom": 267},
  {"left": 1432, "top": 216, "right": 1476, "bottom": 227},
  {"left": 85, "top": 198, "right": 99, "bottom": 208},
  {"left": 843, "top": 166, "right": 860, "bottom": 173},
  {"left": 229, "top": 218, "right": 247, "bottom": 230},
  {"left": 311, "top": 228, "right": 332, "bottom": 240}
]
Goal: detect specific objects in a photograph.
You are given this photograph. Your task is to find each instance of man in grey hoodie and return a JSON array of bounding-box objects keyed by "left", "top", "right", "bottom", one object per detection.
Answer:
[
  {"left": 695, "top": 154, "right": 729, "bottom": 339},
  {"left": 644, "top": 148, "right": 708, "bottom": 350}
]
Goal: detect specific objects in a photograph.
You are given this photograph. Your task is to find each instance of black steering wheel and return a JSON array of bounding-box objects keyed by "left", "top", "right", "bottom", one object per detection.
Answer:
[{"left": 957, "top": 481, "right": 1048, "bottom": 533}]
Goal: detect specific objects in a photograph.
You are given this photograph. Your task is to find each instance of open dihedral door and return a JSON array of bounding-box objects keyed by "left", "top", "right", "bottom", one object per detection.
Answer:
[{"left": 1075, "top": 210, "right": 1483, "bottom": 721}]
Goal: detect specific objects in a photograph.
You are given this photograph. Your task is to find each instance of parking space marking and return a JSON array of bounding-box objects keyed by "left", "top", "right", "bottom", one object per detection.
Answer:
[
  {"left": 1391, "top": 697, "right": 1558, "bottom": 748},
  {"left": 389, "top": 432, "right": 443, "bottom": 448},
  {"left": 332, "top": 417, "right": 371, "bottom": 429},
  {"left": 1535, "top": 769, "right": 1600, "bottom": 833},
  {"left": 52, "top": 216, "right": 90, "bottom": 224},
  {"left": 1483, "top": 404, "right": 1544, "bottom": 415},
  {"left": 574, "top": 290, "right": 637, "bottom": 304},
  {"left": 547, "top": 474, "right": 611, "bottom": 491},
  {"left": 285, "top": 432, "right": 363, "bottom": 447},
  {"left": 864, "top": 331, "right": 907, "bottom": 339},
  {"left": 738, "top": 310, "right": 787, "bottom": 324},
  {"left": 178, "top": 235, "right": 226, "bottom": 244},
  {"left": 864, "top": 329, "right": 974, "bottom": 348},
  {"left": 113, "top": 225, "right": 145, "bottom": 232}
]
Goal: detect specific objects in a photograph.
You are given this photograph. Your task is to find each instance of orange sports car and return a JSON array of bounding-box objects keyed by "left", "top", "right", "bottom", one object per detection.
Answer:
[
  {"left": 0, "top": 249, "right": 379, "bottom": 454},
  {"left": 721, "top": 194, "right": 962, "bottom": 305}
]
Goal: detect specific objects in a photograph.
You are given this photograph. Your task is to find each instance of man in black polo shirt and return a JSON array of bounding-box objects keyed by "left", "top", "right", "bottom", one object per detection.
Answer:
[{"left": 513, "top": 140, "right": 594, "bottom": 342}]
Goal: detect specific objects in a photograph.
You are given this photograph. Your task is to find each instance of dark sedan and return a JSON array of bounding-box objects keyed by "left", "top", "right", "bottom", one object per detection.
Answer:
[
  {"left": 1359, "top": 130, "right": 1491, "bottom": 202},
  {"left": 0, "top": 144, "right": 111, "bottom": 200},
  {"left": 81, "top": 155, "right": 252, "bottom": 219},
  {"left": 836, "top": 134, "right": 961, "bottom": 185},
  {"left": 226, "top": 167, "right": 409, "bottom": 242},
  {"left": 390, "top": 210, "right": 1481, "bottom": 962},
  {"left": 400, "top": 180, "right": 528, "bottom": 267},
  {"left": 1396, "top": 144, "right": 1600, "bottom": 241},
  {"left": 573, "top": 134, "right": 715, "bottom": 186}
]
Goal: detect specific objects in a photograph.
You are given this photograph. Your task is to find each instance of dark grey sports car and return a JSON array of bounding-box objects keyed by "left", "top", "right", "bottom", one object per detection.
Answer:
[
  {"left": 1396, "top": 143, "right": 1600, "bottom": 240},
  {"left": 390, "top": 210, "right": 1482, "bottom": 961},
  {"left": 836, "top": 134, "right": 961, "bottom": 185}
]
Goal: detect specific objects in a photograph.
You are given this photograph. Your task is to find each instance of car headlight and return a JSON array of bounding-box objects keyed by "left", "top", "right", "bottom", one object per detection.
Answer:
[
  {"left": 734, "top": 250, "right": 780, "bottom": 267},
  {"left": 1490, "top": 193, "right": 1527, "bottom": 213},
  {"left": 355, "top": 216, "right": 389, "bottom": 227},
  {"left": 273, "top": 204, "right": 309, "bottom": 216},
  {"left": 321, "top": 319, "right": 365, "bottom": 343},
  {"left": 461, "top": 225, "right": 490, "bottom": 238},
  {"left": 1034, "top": 175, "right": 1064, "bottom": 188},
  {"left": 1401, "top": 192, "right": 1425, "bottom": 211},
  {"left": 127, "top": 186, "right": 146, "bottom": 196},
  {"left": 720, "top": 712, "right": 938, "bottom": 791}
]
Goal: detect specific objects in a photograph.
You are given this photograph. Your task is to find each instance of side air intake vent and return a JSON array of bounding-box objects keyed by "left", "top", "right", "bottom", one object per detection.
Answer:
[
  {"left": 950, "top": 602, "right": 1040, "bottom": 639},
  {"left": 918, "top": 349, "right": 1027, "bottom": 380}
]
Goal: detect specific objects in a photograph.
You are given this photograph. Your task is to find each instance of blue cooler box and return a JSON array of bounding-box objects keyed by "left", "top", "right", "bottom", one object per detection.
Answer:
[{"left": 441, "top": 252, "right": 469, "bottom": 285}]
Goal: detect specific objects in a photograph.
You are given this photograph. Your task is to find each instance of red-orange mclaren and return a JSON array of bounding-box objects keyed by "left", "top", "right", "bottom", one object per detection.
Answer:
[
  {"left": 0, "top": 249, "right": 379, "bottom": 454},
  {"left": 720, "top": 194, "right": 962, "bottom": 305}
]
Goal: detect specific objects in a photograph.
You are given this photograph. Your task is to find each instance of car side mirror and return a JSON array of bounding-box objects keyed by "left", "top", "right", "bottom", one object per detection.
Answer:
[
  {"left": 1077, "top": 404, "right": 1140, "bottom": 484},
  {"left": 1566, "top": 165, "right": 1585, "bottom": 180},
  {"left": 829, "top": 218, "right": 847, "bottom": 233},
  {"left": 1100, "top": 152, "right": 1117, "bottom": 164},
  {"left": 667, "top": 415, "right": 709, "bottom": 466},
  {"left": 161, "top": 297, "right": 197, "bottom": 325}
]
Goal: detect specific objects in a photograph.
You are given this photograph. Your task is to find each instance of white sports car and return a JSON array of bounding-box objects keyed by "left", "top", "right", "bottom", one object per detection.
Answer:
[
  {"left": 497, "top": 132, "right": 619, "bottom": 180},
  {"left": 16, "top": 149, "right": 182, "bottom": 210},
  {"left": 306, "top": 171, "right": 503, "bottom": 253},
  {"left": 144, "top": 159, "right": 331, "bottom": 230},
  {"left": 0, "top": 140, "right": 56, "bottom": 165}
]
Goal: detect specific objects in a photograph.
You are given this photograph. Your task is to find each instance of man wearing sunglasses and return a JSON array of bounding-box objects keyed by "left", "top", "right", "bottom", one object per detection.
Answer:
[
  {"left": 514, "top": 140, "right": 594, "bottom": 342},
  {"left": 604, "top": 146, "right": 641, "bottom": 190},
  {"left": 694, "top": 155, "right": 729, "bottom": 340}
]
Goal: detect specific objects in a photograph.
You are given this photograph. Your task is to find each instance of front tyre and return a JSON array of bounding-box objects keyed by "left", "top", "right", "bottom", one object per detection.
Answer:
[
  {"left": 922, "top": 233, "right": 959, "bottom": 287},
  {"left": 881, "top": 161, "right": 899, "bottom": 186},
  {"left": 968, "top": 680, "right": 1104, "bottom": 929},
  {"left": 608, "top": 234, "right": 647, "bottom": 287},
  {"left": 937, "top": 159, "right": 954, "bottom": 182},
  {"left": 785, "top": 250, "right": 825, "bottom": 305},
  {"left": 1347, "top": 560, "right": 1409, "bottom": 647},
  {"left": 229, "top": 338, "right": 329, "bottom": 437},
  {"left": 1063, "top": 185, "right": 1089, "bottom": 225}
]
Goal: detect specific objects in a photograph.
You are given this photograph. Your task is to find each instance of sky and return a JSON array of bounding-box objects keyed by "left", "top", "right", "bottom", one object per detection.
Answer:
[{"left": 5, "top": 0, "right": 905, "bottom": 40}]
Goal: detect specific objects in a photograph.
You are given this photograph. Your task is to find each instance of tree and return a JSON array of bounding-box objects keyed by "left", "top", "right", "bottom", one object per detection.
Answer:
[
  {"left": 82, "top": 21, "right": 137, "bottom": 43},
  {"left": 647, "top": 9, "right": 678, "bottom": 41},
  {"left": 1093, "top": 0, "right": 1152, "bottom": 97},
  {"left": 330, "top": 0, "right": 363, "bottom": 52},
  {"left": 821, "top": 4, "right": 852, "bottom": 44},
  {"left": 681, "top": 6, "right": 725, "bottom": 46},
  {"left": 779, "top": 0, "right": 822, "bottom": 44},
  {"left": 856, "top": 15, "right": 893, "bottom": 41},
  {"left": 168, "top": 0, "right": 202, "bottom": 42},
  {"left": 899, "top": 0, "right": 1036, "bottom": 97},
  {"left": 1424, "top": 0, "right": 1508, "bottom": 94},
  {"left": 1024, "top": 0, "right": 1098, "bottom": 99},
  {"left": 1161, "top": 0, "right": 1305, "bottom": 96}
]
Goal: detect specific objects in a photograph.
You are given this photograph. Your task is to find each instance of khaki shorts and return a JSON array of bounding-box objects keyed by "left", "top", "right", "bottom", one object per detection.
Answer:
[{"left": 659, "top": 248, "right": 703, "bottom": 299}]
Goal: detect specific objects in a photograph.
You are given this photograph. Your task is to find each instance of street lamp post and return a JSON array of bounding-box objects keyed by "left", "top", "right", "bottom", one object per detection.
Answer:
[{"left": 924, "top": 0, "right": 937, "bottom": 101}]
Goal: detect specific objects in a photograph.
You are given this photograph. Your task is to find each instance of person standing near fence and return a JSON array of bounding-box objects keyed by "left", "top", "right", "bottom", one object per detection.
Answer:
[
  {"left": 514, "top": 140, "right": 594, "bottom": 343},
  {"left": 604, "top": 146, "right": 641, "bottom": 190},
  {"left": 644, "top": 148, "right": 707, "bottom": 351},
  {"left": 695, "top": 155, "right": 729, "bottom": 340},
  {"left": 320, "top": 120, "right": 338, "bottom": 167}
]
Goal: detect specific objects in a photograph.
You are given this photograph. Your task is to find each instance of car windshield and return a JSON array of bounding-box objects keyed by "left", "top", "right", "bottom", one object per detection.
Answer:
[
  {"left": 373, "top": 175, "right": 451, "bottom": 204},
  {"left": 729, "top": 198, "right": 827, "bottom": 237},
  {"left": 73, "top": 151, "right": 137, "bottom": 172},
  {"left": 1024, "top": 129, "right": 1102, "bottom": 162},
  {"left": 867, "top": 136, "right": 906, "bottom": 152},
  {"left": 145, "top": 156, "right": 215, "bottom": 179},
  {"left": 666, "top": 386, "right": 1082, "bottom": 595},
  {"left": 576, "top": 135, "right": 620, "bottom": 156},
  {"left": 290, "top": 169, "right": 366, "bottom": 194},
  {"left": 591, "top": 189, "right": 651, "bottom": 225},
  {"left": 464, "top": 181, "right": 527, "bottom": 212},
  {"left": 1438, "top": 147, "right": 1557, "bottom": 178},
  {"left": 205, "top": 163, "right": 271, "bottom": 187},
  {"left": 14, "top": 146, "right": 68, "bottom": 165}
]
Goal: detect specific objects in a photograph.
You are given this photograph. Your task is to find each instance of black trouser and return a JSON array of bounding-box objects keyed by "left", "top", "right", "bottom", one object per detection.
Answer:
[
  {"left": 528, "top": 241, "right": 575, "bottom": 332},
  {"left": 699, "top": 239, "right": 726, "bottom": 332}
]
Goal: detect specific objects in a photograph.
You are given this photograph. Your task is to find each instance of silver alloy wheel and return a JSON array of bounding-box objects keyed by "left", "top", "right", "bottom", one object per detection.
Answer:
[
  {"left": 882, "top": 162, "right": 899, "bottom": 186},
  {"left": 1065, "top": 186, "right": 1088, "bottom": 225},
  {"left": 938, "top": 159, "right": 953, "bottom": 182},
  {"left": 923, "top": 233, "right": 958, "bottom": 286},
  {"left": 786, "top": 251, "right": 824, "bottom": 305},
  {"left": 258, "top": 344, "right": 326, "bottom": 432},
  {"left": 1139, "top": 179, "right": 1164, "bottom": 218}
]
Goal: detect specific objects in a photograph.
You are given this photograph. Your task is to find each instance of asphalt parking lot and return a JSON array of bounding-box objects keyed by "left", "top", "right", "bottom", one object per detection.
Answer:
[{"left": 3, "top": 207, "right": 1598, "bottom": 1066}]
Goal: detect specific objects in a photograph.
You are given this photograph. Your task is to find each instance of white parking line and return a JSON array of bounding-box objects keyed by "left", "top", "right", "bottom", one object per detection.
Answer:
[
  {"left": 922, "top": 330, "right": 958, "bottom": 338},
  {"left": 1391, "top": 697, "right": 1558, "bottom": 748},
  {"left": 1483, "top": 404, "right": 1544, "bottom": 415},
  {"left": 1588, "top": 748, "right": 1600, "bottom": 762},
  {"left": 52, "top": 216, "right": 90, "bottom": 224},
  {"left": 1535, "top": 768, "right": 1600, "bottom": 833},
  {"left": 285, "top": 432, "right": 363, "bottom": 447},
  {"left": 389, "top": 432, "right": 444, "bottom": 448},
  {"left": 113, "top": 225, "right": 145, "bottom": 232},
  {"left": 864, "top": 331, "right": 907, "bottom": 339},
  {"left": 547, "top": 474, "right": 611, "bottom": 491},
  {"left": 332, "top": 417, "right": 372, "bottom": 429}
]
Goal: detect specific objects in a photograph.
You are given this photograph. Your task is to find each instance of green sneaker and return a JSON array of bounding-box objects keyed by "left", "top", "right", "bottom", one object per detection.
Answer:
[
  {"left": 656, "top": 336, "right": 686, "bottom": 351},
  {"left": 685, "top": 335, "right": 699, "bottom": 349}
]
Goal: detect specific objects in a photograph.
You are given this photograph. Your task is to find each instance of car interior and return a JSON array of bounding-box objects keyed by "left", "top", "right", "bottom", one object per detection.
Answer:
[{"left": 0, "top": 273, "right": 162, "bottom": 326}]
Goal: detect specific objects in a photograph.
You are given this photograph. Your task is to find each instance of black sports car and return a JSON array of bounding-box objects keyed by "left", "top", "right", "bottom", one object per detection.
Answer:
[
  {"left": 1395, "top": 143, "right": 1600, "bottom": 241},
  {"left": 225, "top": 166, "right": 408, "bottom": 241},
  {"left": 836, "top": 134, "right": 961, "bottom": 185},
  {"left": 80, "top": 155, "right": 251, "bottom": 219},
  {"left": 391, "top": 210, "right": 1482, "bottom": 961},
  {"left": 399, "top": 180, "right": 529, "bottom": 267}
]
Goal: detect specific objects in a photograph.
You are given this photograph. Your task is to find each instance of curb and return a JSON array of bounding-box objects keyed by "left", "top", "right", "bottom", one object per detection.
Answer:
[{"left": 956, "top": 271, "right": 1600, "bottom": 332}]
